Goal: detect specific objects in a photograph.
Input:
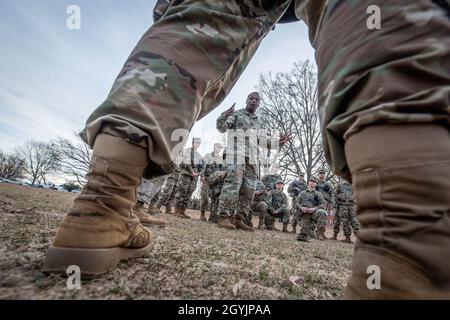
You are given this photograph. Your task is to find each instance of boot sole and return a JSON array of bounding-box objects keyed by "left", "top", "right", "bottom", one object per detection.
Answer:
[{"left": 42, "top": 242, "right": 154, "bottom": 277}]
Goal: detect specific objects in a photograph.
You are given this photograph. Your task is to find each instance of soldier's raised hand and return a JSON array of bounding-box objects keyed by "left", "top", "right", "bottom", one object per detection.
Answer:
[{"left": 224, "top": 103, "right": 235, "bottom": 116}]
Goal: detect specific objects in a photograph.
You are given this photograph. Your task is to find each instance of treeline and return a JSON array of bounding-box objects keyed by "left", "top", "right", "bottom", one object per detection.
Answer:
[{"left": 0, "top": 134, "right": 91, "bottom": 187}]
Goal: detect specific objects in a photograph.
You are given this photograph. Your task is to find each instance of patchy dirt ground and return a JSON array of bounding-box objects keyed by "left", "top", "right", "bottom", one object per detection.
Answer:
[{"left": 0, "top": 182, "right": 354, "bottom": 300}]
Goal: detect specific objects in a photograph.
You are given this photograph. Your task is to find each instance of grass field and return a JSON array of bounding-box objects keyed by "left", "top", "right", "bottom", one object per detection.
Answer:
[{"left": 0, "top": 182, "right": 354, "bottom": 300}]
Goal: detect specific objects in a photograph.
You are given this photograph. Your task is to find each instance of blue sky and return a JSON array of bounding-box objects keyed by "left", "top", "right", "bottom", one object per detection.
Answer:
[{"left": 0, "top": 0, "right": 315, "bottom": 155}]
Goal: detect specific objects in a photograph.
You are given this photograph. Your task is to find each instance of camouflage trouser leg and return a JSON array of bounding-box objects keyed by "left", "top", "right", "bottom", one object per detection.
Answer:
[
  {"left": 200, "top": 180, "right": 209, "bottom": 212},
  {"left": 174, "top": 174, "right": 198, "bottom": 209},
  {"left": 155, "top": 174, "right": 178, "bottom": 207},
  {"left": 137, "top": 179, "right": 153, "bottom": 204},
  {"left": 340, "top": 205, "right": 360, "bottom": 237},
  {"left": 297, "top": 209, "right": 328, "bottom": 241},
  {"left": 80, "top": 0, "right": 292, "bottom": 179},
  {"left": 264, "top": 213, "right": 276, "bottom": 230},
  {"left": 217, "top": 163, "right": 257, "bottom": 220},
  {"left": 333, "top": 208, "right": 341, "bottom": 234},
  {"left": 208, "top": 184, "right": 223, "bottom": 220},
  {"left": 281, "top": 211, "right": 290, "bottom": 225},
  {"left": 252, "top": 201, "right": 268, "bottom": 225}
]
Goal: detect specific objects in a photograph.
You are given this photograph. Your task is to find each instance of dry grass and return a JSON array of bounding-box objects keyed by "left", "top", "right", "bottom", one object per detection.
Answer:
[{"left": 0, "top": 183, "right": 354, "bottom": 300}]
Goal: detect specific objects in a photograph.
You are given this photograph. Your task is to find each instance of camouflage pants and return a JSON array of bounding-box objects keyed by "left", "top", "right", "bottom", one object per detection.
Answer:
[
  {"left": 155, "top": 173, "right": 178, "bottom": 208},
  {"left": 217, "top": 163, "right": 257, "bottom": 220},
  {"left": 174, "top": 174, "right": 198, "bottom": 209},
  {"left": 297, "top": 209, "right": 328, "bottom": 241},
  {"left": 149, "top": 189, "right": 161, "bottom": 207},
  {"left": 334, "top": 205, "right": 360, "bottom": 236},
  {"left": 200, "top": 179, "right": 210, "bottom": 212},
  {"left": 208, "top": 183, "right": 223, "bottom": 221},
  {"left": 245, "top": 201, "right": 268, "bottom": 226}
]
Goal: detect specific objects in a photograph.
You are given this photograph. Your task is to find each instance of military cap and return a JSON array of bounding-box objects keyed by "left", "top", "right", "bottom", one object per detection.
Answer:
[
  {"left": 214, "top": 143, "right": 223, "bottom": 149},
  {"left": 192, "top": 137, "right": 202, "bottom": 143},
  {"left": 299, "top": 172, "right": 305, "bottom": 176},
  {"left": 309, "top": 176, "right": 319, "bottom": 183},
  {"left": 318, "top": 169, "right": 326, "bottom": 174}
]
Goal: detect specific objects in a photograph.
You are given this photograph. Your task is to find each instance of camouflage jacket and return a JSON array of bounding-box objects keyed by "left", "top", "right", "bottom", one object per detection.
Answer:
[
  {"left": 202, "top": 152, "right": 226, "bottom": 186},
  {"left": 179, "top": 147, "right": 203, "bottom": 176},
  {"left": 261, "top": 174, "right": 283, "bottom": 191},
  {"left": 316, "top": 180, "right": 334, "bottom": 204},
  {"left": 217, "top": 108, "right": 278, "bottom": 166},
  {"left": 287, "top": 179, "right": 307, "bottom": 198},
  {"left": 265, "top": 189, "right": 288, "bottom": 216},
  {"left": 252, "top": 180, "right": 267, "bottom": 205},
  {"left": 335, "top": 182, "right": 355, "bottom": 206},
  {"left": 293, "top": 189, "right": 325, "bottom": 213}
]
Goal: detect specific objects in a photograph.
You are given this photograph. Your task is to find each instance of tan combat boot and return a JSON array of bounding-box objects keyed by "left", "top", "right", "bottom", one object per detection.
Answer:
[
  {"left": 233, "top": 216, "right": 254, "bottom": 232},
  {"left": 133, "top": 204, "right": 166, "bottom": 227},
  {"left": 317, "top": 227, "right": 326, "bottom": 241},
  {"left": 200, "top": 210, "right": 207, "bottom": 221},
  {"left": 148, "top": 206, "right": 162, "bottom": 215},
  {"left": 165, "top": 206, "right": 172, "bottom": 214},
  {"left": 43, "top": 134, "right": 155, "bottom": 276},
  {"left": 217, "top": 216, "right": 236, "bottom": 230},
  {"left": 174, "top": 207, "right": 190, "bottom": 219}
]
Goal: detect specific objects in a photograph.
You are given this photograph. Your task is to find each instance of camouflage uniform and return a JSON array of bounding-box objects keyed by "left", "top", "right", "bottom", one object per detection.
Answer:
[
  {"left": 79, "top": 0, "right": 450, "bottom": 181},
  {"left": 316, "top": 179, "right": 334, "bottom": 207},
  {"left": 287, "top": 179, "right": 307, "bottom": 198},
  {"left": 174, "top": 147, "right": 202, "bottom": 209},
  {"left": 261, "top": 174, "right": 283, "bottom": 191},
  {"left": 264, "top": 188, "right": 289, "bottom": 230},
  {"left": 77, "top": 0, "right": 450, "bottom": 297},
  {"left": 154, "top": 165, "right": 180, "bottom": 209},
  {"left": 202, "top": 151, "right": 226, "bottom": 222},
  {"left": 287, "top": 178, "right": 307, "bottom": 230},
  {"left": 293, "top": 189, "right": 328, "bottom": 241},
  {"left": 200, "top": 178, "right": 210, "bottom": 212},
  {"left": 137, "top": 177, "right": 165, "bottom": 205},
  {"left": 334, "top": 182, "right": 360, "bottom": 237},
  {"left": 217, "top": 108, "right": 276, "bottom": 221},
  {"left": 244, "top": 179, "right": 268, "bottom": 227}
]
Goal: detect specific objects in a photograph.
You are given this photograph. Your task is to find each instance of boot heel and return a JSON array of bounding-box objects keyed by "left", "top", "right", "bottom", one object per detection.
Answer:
[{"left": 43, "top": 243, "right": 154, "bottom": 277}]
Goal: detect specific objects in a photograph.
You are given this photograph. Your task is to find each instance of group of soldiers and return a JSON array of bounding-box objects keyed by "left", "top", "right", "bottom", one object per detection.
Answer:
[{"left": 132, "top": 91, "right": 360, "bottom": 244}]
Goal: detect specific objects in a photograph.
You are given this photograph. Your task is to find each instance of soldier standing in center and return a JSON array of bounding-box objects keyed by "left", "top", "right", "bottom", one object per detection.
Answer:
[
  {"left": 200, "top": 143, "right": 224, "bottom": 221},
  {"left": 173, "top": 137, "right": 202, "bottom": 219},
  {"left": 216, "top": 92, "right": 291, "bottom": 231},
  {"left": 333, "top": 181, "right": 360, "bottom": 243},
  {"left": 287, "top": 171, "right": 307, "bottom": 233}
]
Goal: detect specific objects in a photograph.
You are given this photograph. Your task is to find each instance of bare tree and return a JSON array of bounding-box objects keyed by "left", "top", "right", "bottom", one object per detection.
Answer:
[
  {"left": 0, "top": 151, "right": 25, "bottom": 180},
  {"left": 257, "top": 60, "right": 333, "bottom": 183},
  {"left": 18, "top": 141, "right": 60, "bottom": 185},
  {"left": 54, "top": 134, "right": 92, "bottom": 186}
]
